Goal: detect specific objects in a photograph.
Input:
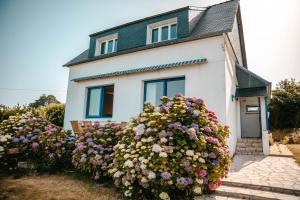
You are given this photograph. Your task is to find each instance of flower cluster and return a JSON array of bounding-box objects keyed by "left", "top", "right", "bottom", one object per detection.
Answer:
[
  {"left": 0, "top": 112, "right": 75, "bottom": 170},
  {"left": 108, "top": 94, "right": 231, "bottom": 199},
  {"left": 72, "top": 122, "right": 124, "bottom": 180}
]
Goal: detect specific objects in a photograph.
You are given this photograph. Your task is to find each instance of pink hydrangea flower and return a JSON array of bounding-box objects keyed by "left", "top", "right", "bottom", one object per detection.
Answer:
[{"left": 198, "top": 169, "right": 207, "bottom": 177}]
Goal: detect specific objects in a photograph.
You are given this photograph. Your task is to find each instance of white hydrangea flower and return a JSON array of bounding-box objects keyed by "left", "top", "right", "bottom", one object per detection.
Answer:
[
  {"left": 199, "top": 158, "right": 205, "bottom": 163},
  {"left": 147, "top": 171, "right": 156, "bottom": 179},
  {"left": 186, "top": 150, "right": 194, "bottom": 157},
  {"left": 160, "top": 137, "right": 167, "bottom": 143},
  {"left": 154, "top": 107, "right": 161, "bottom": 112},
  {"left": 193, "top": 187, "right": 202, "bottom": 194},
  {"left": 152, "top": 144, "right": 162, "bottom": 153},
  {"left": 193, "top": 110, "right": 201, "bottom": 116},
  {"left": 133, "top": 124, "right": 145, "bottom": 136},
  {"left": 0, "top": 146, "right": 4, "bottom": 152},
  {"left": 0, "top": 137, "right": 7, "bottom": 142},
  {"left": 124, "top": 190, "right": 132, "bottom": 197},
  {"left": 159, "top": 152, "right": 168, "bottom": 158},
  {"left": 159, "top": 192, "right": 170, "bottom": 200},
  {"left": 113, "top": 171, "right": 122, "bottom": 178},
  {"left": 124, "top": 154, "right": 131, "bottom": 159},
  {"left": 124, "top": 160, "right": 134, "bottom": 168},
  {"left": 196, "top": 178, "right": 204, "bottom": 184}
]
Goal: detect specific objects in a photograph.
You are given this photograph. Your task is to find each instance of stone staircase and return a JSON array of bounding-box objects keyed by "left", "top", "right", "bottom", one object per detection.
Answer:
[{"left": 235, "top": 138, "right": 263, "bottom": 155}]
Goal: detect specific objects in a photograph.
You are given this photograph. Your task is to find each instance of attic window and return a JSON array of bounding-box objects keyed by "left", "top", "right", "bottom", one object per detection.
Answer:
[
  {"left": 95, "top": 34, "right": 118, "bottom": 56},
  {"left": 147, "top": 18, "right": 177, "bottom": 44}
]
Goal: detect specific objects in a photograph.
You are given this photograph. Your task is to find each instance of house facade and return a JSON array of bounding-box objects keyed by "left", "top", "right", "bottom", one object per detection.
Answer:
[{"left": 63, "top": 0, "right": 271, "bottom": 155}]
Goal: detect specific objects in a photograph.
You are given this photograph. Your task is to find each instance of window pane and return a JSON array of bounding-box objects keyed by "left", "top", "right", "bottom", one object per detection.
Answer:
[
  {"left": 88, "top": 88, "right": 102, "bottom": 116},
  {"left": 171, "top": 24, "right": 177, "bottom": 39},
  {"left": 167, "top": 79, "right": 185, "bottom": 97},
  {"left": 152, "top": 28, "right": 158, "bottom": 43},
  {"left": 145, "top": 81, "right": 164, "bottom": 106},
  {"left": 246, "top": 106, "right": 259, "bottom": 112},
  {"left": 161, "top": 26, "right": 169, "bottom": 41},
  {"left": 107, "top": 40, "right": 114, "bottom": 53},
  {"left": 114, "top": 39, "right": 118, "bottom": 52},
  {"left": 102, "top": 85, "right": 114, "bottom": 117},
  {"left": 100, "top": 42, "right": 106, "bottom": 54}
]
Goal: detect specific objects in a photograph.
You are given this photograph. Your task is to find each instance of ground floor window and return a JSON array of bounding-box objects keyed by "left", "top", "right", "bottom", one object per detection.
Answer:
[
  {"left": 144, "top": 77, "right": 185, "bottom": 106},
  {"left": 86, "top": 85, "right": 114, "bottom": 118}
]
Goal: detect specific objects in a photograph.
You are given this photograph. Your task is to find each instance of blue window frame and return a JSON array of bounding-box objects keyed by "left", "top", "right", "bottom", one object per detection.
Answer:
[
  {"left": 170, "top": 24, "right": 177, "bottom": 39},
  {"left": 144, "top": 77, "right": 185, "bottom": 106},
  {"left": 86, "top": 85, "right": 114, "bottom": 118}
]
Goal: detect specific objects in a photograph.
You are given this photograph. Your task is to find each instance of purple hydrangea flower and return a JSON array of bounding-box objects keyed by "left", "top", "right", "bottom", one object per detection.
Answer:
[
  {"left": 88, "top": 148, "right": 94, "bottom": 155},
  {"left": 185, "top": 177, "right": 193, "bottom": 185},
  {"left": 55, "top": 142, "right": 62, "bottom": 147},
  {"left": 88, "top": 142, "right": 95, "bottom": 147},
  {"left": 12, "top": 137, "right": 20, "bottom": 143},
  {"left": 208, "top": 152, "right": 217, "bottom": 159},
  {"left": 104, "top": 154, "right": 111, "bottom": 160},
  {"left": 31, "top": 135, "right": 38, "bottom": 140},
  {"left": 33, "top": 129, "right": 41, "bottom": 133},
  {"left": 161, "top": 172, "right": 171, "bottom": 180},
  {"left": 85, "top": 132, "right": 92, "bottom": 137},
  {"left": 32, "top": 142, "right": 39, "bottom": 149},
  {"left": 22, "top": 138, "right": 29, "bottom": 144},
  {"left": 86, "top": 138, "right": 93, "bottom": 143}
]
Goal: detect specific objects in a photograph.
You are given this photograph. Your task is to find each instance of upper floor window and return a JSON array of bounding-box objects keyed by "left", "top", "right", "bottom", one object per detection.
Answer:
[
  {"left": 86, "top": 85, "right": 114, "bottom": 118},
  {"left": 147, "top": 18, "right": 177, "bottom": 44},
  {"left": 95, "top": 34, "right": 118, "bottom": 56},
  {"left": 144, "top": 77, "right": 185, "bottom": 106}
]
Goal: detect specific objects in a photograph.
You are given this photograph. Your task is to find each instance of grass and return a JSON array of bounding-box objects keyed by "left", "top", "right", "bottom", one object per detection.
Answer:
[
  {"left": 0, "top": 173, "right": 120, "bottom": 200},
  {"left": 287, "top": 144, "right": 300, "bottom": 166}
]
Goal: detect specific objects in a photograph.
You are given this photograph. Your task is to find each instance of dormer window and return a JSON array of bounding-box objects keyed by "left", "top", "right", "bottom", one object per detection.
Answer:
[
  {"left": 147, "top": 18, "right": 177, "bottom": 44},
  {"left": 95, "top": 34, "right": 118, "bottom": 56}
]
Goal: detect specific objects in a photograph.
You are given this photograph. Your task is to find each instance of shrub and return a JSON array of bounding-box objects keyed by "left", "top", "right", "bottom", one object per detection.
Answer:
[
  {"left": 38, "top": 103, "right": 65, "bottom": 127},
  {"left": 0, "top": 104, "right": 29, "bottom": 123},
  {"left": 108, "top": 94, "right": 231, "bottom": 199},
  {"left": 0, "top": 112, "right": 75, "bottom": 171},
  {"left": 72, "top": 122, "right": 124, "bottom": 180}
]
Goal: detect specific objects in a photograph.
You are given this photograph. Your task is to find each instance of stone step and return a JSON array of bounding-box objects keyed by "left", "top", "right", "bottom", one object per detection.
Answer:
[
  {"left": 215, "top": 185, "right": 300, "bottom": 200},
  {"left": 237, "top": 138, "right": 262, "bottom": 143},
  {"left": 222, "top": 181, "right": 300, "bottom": 196},
  {"left": 236, "top": 147, "right": 263, "bottom": 151}
]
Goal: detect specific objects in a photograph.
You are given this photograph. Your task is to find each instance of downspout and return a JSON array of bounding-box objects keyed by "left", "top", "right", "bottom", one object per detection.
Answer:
[{"left": 264, "top": 96, "right": 269, "bottom": 131}]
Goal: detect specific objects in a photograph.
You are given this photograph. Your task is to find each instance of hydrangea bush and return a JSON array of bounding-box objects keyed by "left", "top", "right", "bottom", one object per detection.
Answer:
[
  {"left": 108, "top": 94, "right": 231, "bottom": 199},
  {"left": 0, "top": 112, "right": 75, "bottom": 171},
  {"left": 72, "top": 122, "right": 124, "bottom": 180}
]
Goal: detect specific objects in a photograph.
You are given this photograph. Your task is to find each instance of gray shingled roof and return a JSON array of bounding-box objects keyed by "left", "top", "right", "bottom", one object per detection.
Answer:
[
  {"left": 65, "top": 0, "right": 238, "bottom": 67},
  {"left": 72, "top": 58, "right": 207, "bottom": 82},
  {"left": 235, "top": 64, "right": 270, "bottom": 89},
  {"left": 235, "top": 64, "right": 271, "bottom": 97}
]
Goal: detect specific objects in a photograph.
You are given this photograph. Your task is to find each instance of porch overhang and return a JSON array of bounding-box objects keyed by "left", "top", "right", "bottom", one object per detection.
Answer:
[{"left": 235, "top": 64, "right": 271, "bottom": 98}]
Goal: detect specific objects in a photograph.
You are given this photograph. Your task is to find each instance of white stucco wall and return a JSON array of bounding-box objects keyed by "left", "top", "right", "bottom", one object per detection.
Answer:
[
  {"left": 224, "top": 36, "right": 239, "bottom": 154},
  {"left": 64, "top": 36, "right": 240, "bottom": 153}
]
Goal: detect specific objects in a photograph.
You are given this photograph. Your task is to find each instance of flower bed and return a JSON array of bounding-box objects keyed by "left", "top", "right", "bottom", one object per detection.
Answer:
[
  {"left": 72, "top": 122, "right": 124, "bottom": 180},
  {"left": 108, "top": 94, "right": 231, "bottom": 199},
  {"left": 0, "top": 112, "right": 74, "bottom": 171}
]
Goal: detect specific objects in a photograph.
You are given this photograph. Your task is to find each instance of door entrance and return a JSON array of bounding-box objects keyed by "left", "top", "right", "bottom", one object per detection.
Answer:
[{"left": 240, "top": 97, "right": 261, "bottom": 138}]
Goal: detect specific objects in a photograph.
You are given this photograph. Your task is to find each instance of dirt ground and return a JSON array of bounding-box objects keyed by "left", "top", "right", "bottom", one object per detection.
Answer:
[{"left": 0, "top": 173, "right": 120, "bottom": 200}]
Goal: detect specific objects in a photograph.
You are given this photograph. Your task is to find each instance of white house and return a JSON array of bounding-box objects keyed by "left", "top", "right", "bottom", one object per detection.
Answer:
[{"left": 63, "top": 0, "right": 271, "bottom": 155}]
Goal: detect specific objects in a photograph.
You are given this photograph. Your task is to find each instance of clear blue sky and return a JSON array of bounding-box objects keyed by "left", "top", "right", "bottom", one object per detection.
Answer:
[{"left": 0, "top": 0, "right": 299, "bottom": 106}]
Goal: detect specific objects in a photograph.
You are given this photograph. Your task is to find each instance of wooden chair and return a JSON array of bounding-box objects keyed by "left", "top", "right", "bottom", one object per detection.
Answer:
[{"left": 70, "top": 120, "right": 83, "bottom": 135}]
